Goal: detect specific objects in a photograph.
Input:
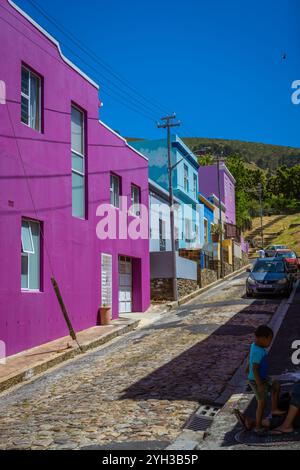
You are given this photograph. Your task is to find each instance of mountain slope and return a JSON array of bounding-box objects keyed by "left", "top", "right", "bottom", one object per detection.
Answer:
[{"left": 182, "top": 137, "right": 300, "bottom": 171}]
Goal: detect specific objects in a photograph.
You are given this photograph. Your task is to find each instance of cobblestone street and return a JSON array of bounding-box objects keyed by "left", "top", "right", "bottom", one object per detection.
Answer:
[{"left": 0, "top": 273, "right": 281, "bottom": 450}]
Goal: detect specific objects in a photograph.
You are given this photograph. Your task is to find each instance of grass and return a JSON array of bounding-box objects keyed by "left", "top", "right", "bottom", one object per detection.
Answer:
[{"left": 246, "top": 213, "right": 300, "bottom": 254}]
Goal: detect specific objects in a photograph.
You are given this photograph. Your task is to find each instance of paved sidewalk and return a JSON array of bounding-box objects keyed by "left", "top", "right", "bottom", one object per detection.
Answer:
[{"left": 0, "top": 317, "right": 139, "bottom": 394}]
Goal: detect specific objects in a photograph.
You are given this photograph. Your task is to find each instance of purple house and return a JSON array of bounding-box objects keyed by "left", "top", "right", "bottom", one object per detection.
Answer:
[
  {"left": 198, "top": 163, "right": 236, "bottom": 226},
  {"left": 0, "top": 0, "right": 150, "bottom": 356}
]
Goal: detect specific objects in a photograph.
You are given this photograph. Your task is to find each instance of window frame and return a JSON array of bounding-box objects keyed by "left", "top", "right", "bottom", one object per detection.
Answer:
[
  {"left": 184, "top": 164, "right": 189, "bottom": 193},
  {"left": 21, "top": 65, "right": 42, "bottom": 132},
  {"left": 193, "top": 174, "right": 198, "bottom": 199},
  {"left": 130, "top": 184, "right": 141, "bottom": 217},
  {"left": 159, "top": 217, "right": 166, "bottom": 252},
  {"left": 71, "top": 104, "right": 86, "bottom": 219},
  {"left": 110, "top": 173, "right": 121, "bottom": 208},
  {"left": 21, "top": 218, "right": 41, "bottom": 292}
]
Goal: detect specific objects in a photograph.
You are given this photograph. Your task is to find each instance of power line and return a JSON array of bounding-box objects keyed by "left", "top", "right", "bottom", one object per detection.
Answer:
[
  {"left": 0, "top": 5, "right": 157, "bottom": 122},
  {"left": 24, "top": 0, "right": 171, "bottom": 117}
]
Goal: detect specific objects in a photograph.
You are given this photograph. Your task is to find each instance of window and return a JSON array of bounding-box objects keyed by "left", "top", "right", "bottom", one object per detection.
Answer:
[
  {"left": 21, "top": 219, "right": 41, "bottom": 291},
  {"left": 184, "top": 165, "right": 189, "bottom": 192},
  {"left": 21, "top": 65, "right": 41, "bottom": 131},
  {"left": 193, "top": 174, "right": 198, "bottom": 199},
  {"left": 71, "top": 105, "right": 85, "bottom": 218},
  {"left": 159, "top": 218, "right": 166, "bottom": 251},
  {"left": 185, "top": 218, "right": 192, "bottom": 242},
  {"left": 110, "top": 174, "right": 120, "bottom": 208},
  {"left": 204, "top": 218, "right": 208, "bottom": 243},
  {"left": 130, "top": 184, "right": 140, "bottom": 216}
]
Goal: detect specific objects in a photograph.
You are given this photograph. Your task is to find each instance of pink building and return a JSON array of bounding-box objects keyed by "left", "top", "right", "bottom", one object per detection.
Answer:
[
  {"left": 198, "top": 163, "right": 236, "bottom": 226},
  {"left": 0, "top": 0, "right": 150, "bottom": 356}
]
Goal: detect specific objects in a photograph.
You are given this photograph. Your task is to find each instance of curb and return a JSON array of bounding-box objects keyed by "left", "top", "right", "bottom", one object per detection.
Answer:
[
  {"left": 166, "top": 264, "right": 252, "bottom": 310},
  {"left": 167, "top": 278, "right": 299, "bottom": 450},
  {"left": 0, "top": 319, "right": 139, "bottom": 394}
]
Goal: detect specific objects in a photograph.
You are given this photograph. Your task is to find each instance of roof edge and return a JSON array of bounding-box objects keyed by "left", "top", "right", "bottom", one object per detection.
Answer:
[{"left": 8, "top": 0, "right": 99, "bottom": 90}]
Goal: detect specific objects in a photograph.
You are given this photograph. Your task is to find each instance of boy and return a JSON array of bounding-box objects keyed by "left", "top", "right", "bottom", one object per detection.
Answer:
[{"left": 247, "top": 325, "right": 284, "bottom": 433}]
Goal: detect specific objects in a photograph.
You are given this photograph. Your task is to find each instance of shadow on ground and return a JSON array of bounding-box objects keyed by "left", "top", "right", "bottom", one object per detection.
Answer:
[{"left": 121, "top": 298, "right": 280, "bottom": 403}]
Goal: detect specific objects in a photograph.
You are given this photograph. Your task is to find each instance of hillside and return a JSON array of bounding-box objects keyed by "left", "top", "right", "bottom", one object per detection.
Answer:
[
  {"left": 182, "top": 137, "right": 300, "bottom": 172},
  {"left": 244, "top": 213, "right": 300, "bottom": 256}
]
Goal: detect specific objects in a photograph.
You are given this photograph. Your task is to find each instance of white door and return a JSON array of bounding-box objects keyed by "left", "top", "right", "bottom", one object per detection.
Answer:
[
  {"left": 118, "top": 256, "right": 132, "bottom": 313},
  {"left": 101, "top": 254, "right": 112, "bottom": 315}
]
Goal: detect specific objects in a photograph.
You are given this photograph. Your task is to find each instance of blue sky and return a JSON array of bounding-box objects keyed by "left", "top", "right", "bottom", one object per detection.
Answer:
[{"left": 13, "top": 0, "right": 300, "bottom": 147}]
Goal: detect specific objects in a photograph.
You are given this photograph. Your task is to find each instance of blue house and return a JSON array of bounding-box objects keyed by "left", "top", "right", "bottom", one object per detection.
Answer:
[{"left": 131, "top": 135, "right": 203, "bottom": 250}]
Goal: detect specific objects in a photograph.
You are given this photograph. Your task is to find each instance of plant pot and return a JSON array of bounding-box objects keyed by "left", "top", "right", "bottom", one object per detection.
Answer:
[
  {"left": 212, "top": 234, "right": 219, "bottom": 243},
  {"left": 99, "top": 306, "right": 111, "bottom": 325}
]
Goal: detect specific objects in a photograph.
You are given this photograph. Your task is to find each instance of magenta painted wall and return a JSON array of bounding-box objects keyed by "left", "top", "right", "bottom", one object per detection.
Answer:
[
  {"left": 0, "top": 0, "right": 150, "bottom": 356},
  {"left": 198, "top": 164, "right": 236, "bottom": 225}
]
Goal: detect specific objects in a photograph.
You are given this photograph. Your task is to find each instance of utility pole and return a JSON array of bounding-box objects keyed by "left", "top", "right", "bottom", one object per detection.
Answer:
[
  {"left": 258, "top": 183, "right": 264, "bottom": 249},
  {"left": 217, "top": 150, "right": 224, "bottom": 278},
  {"left": 157, "top": 113, "right": 181, "bottom": 301}
]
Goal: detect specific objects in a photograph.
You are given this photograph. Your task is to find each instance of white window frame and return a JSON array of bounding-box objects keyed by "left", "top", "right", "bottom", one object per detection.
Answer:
[
  {"left": 193, "top": 174, "right": 198, "bottom": 199},
  {"left": 21, "top": 219, "right": 41, "bottom": 292},
  {"left": 71, "top": 104, "right": 86, "bottom": 219},
  {"left": 130, "top": 184, "right": 141, "bottom": 217},
  {"left": 21, "top": 219, "right": 35, "bottom": 254},
  {"left": 184, "top": 164, "right": 189, "bottom": 193},
  {"left": 110, "top": 174, "right": 120, "bottom": 208},
  {"left": 21, "top": 65, "right": 41, "bottom": 132}
]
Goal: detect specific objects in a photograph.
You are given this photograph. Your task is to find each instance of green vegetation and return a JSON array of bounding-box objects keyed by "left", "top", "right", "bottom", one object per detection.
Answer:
[
  {"left": 196, "top": 153, "right": 300, "bottom": 230},
  {"left": 245, "top": 214, "right": 300, "bottom": 254},
  {"left": 183, "top": 137, "right": 300, "bottom": 172}
]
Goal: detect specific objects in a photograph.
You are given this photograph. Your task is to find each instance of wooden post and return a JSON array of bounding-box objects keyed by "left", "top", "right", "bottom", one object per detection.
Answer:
[{"left": 51, "top": 277, "right": 82, "bottom": 351}]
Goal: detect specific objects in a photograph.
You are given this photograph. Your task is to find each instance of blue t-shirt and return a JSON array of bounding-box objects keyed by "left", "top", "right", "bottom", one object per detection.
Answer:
[{"left": 248, "top": 343, "right": 268, "bottom": 381}]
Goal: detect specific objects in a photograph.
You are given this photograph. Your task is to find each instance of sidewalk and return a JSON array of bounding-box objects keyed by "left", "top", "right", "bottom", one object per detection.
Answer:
[
  {"left": 197, "top": 279, "right": 300, "bottom": 450},
  {"left": 0, "top": 317, "right": 139, "bottom": 394}
]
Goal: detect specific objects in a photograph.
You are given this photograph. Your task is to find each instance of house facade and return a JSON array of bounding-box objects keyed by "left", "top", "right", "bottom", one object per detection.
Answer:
[
  {"left": 198, "top": 163, "right": 236, "bottom": 225},
  {"left": 0, "top": 0, "right": 150, "bottom": 356},
  {"left": 132, "top": 136, "right": 203, "bottom": 250}
]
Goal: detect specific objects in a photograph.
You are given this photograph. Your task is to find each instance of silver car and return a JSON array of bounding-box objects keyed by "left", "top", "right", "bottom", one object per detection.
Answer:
[{"left": 265, "top": 245, "right": 288, "bottom": 258}]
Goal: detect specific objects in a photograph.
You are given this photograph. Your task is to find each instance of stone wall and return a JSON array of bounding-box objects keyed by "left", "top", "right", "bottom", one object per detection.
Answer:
[
  {"left": 151, "top": 277, "right": 198, "bottom": 301},
  {"left": 177, "top": 279, "right": 199, "bottom": 299},
  {"left": 200, "top": 269, "right": 218, "bottom": 287},
  {"left": 233, "top": 256, "right": 243, "bottom": 272},
  {"left": 242, "top": 252, "right": 249, "bottom": 266},
  {"left": 151, "top": 278, "right": 173, "bottom": 301}
]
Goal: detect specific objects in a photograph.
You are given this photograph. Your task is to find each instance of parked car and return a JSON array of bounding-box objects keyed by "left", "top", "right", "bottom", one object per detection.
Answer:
[
  {"left": 246, "top": 258, "right": 294, "bottom": 297},
  {"left": 265, "top": 245, "right": 288, "bottom": 258},
  {"left": 275, "top": 250, "right": 300, "bottom": 272}
]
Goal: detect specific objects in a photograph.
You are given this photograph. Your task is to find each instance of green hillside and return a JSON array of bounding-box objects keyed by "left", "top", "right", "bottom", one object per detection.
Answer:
[{"left": 182, "top": 137, "right": 300, "bottom": 172}]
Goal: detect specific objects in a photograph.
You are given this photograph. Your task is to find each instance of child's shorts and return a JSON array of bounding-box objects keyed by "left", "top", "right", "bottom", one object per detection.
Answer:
[{"left": 248, "top": 378, "right": 278, "bottom": 401}]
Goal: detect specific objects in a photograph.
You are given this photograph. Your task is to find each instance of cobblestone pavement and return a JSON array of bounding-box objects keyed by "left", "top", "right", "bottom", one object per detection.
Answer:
[{"left": 0, "top": 274, "right": 281, "bottom": 450}]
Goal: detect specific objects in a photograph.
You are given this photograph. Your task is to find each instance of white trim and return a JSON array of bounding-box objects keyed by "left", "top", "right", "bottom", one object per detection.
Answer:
[
  {"left": 98, "top": 120, "right": 149, "bottom": 162},
  {"left": 21, "top": 220, "right": 34, "bottom": 254},
  {"left": 219, "top": 163, "right": 236, "bottom": 184},
  {"left": 21, "top": 65, "right": 42, "bottom": 132},
  {"left": 8, "top": 0, "right": 99, "bottom": 90}
]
